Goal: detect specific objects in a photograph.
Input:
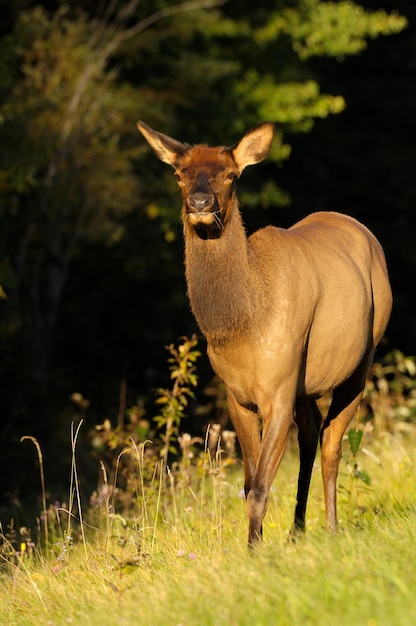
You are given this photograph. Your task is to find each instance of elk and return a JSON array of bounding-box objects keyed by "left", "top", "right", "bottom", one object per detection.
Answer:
[{"left": 137, "top": 120, "right": 392, "bottom": 547}]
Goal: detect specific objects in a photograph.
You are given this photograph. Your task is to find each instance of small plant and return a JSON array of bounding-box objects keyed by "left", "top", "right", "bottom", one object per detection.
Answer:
[
  {"left": 89, "top": 335, "right": 201, "bottom": 514},
  {"left": 346, "top": 428, "right": 371, "bottom": 487},
  {"left": 361, "top": 350, "right": 416, "bottom": 433},
  {"left": 339, "top": 423, "right": 375, "bottom": 526},
  {"left": 154, "top": 334, "right": 201, "bottom": 469},
  {"left": 0, "top": 523, "right": 36, "bottom": 570},
  {"left": 336, "top": 350, "right": 416, "bottom": 526}
]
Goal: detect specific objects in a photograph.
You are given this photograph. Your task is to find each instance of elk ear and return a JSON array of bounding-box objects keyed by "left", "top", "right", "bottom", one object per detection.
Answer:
[
  {"left": 137, "top": 121, "right": 189, "bottom": 168},
  {"left": 232, "top": 123, "right": 274, "bottom": 174}
]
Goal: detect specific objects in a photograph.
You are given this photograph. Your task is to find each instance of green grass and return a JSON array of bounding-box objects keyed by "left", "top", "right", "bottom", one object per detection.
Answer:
[{"left": 1, "top": 431, "right": 415, "bottom": 626}]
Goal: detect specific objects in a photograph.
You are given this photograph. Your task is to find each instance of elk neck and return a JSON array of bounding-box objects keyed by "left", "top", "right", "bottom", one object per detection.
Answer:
[{"left": 183, "top": 199, "right": 270, "bottom": 345}]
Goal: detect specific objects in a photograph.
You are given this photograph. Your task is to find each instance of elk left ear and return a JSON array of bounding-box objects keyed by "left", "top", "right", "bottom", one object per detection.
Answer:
[
  {"left": 232, "top": 123, "right": 274, "bottom": 174},
  {"left": 137, "top": 121, "right": 189, "bottom": 168}
]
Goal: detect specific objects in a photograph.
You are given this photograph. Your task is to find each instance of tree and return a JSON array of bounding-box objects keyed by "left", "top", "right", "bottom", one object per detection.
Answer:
[
  {"left": 0, "top": 0, "right": 408, "bottom": 507},
  {"left": 0, "top": 0, "right": 226, "bottom": 502}
]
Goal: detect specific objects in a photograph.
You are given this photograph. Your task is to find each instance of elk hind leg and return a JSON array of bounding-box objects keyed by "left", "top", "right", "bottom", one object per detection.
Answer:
[
  {"left": 321, "top": 365, "right": 370, "bottom": 533},
  {"left": 291, "top": 398, "right": 322, "bottom": 536}
]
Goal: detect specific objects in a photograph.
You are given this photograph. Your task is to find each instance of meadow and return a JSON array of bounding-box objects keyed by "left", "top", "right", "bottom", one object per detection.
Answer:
[
  {"left": 1, "top": 426, "right": 415, "bottom": 626},
  {"left": 1, "top": 346, "right": 415, "bottom": 626}
]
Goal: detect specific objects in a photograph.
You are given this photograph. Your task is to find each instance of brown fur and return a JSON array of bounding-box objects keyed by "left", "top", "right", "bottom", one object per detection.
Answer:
[{"left": 137, "top": 121, "right": 392, "bottom": 547}]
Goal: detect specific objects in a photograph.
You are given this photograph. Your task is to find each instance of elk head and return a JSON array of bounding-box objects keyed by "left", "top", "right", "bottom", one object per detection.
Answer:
[{"left": 137, "top": 121, "right": 275, "bottom": 239}]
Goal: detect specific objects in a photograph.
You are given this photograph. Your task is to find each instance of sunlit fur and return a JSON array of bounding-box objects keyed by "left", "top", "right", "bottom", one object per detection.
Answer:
[{"left": 137, "top": 120, "right": 393, "bottom": 547}]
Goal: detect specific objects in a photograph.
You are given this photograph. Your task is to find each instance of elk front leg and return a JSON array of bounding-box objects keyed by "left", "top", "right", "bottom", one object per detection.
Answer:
[
  {"left": 246, "top": 402, "right": 294, "bottom": 547},
  {"left": 226, "top": 392, "right": 261, "bottom": 520}
]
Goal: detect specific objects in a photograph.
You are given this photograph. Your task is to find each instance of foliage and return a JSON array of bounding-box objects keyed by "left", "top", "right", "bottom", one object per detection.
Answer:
[
  {"left": 282, "top": 0, "right": 407, "bottom": 59},
  {"left": 154, "top": 334, "right": 201, "bottom": 466},
  {"left": 0, "top": 4, "right": 141, "bottom": 228},
  {"left": 64, "top": 343, "right": 416, "bottom": 537},
  {"left": 339, "top": 427, "right": 373, "bottom": 524},
  {"left": 334, "top": 350, "right": 416, "bottom": 526},
  {"left": 0, "top": 0, "right": 411, "bottom": 513},
  {"left": 209, "top": 0, "right": 407, "bottom": 141},
  {"left": 90, "top": 335, "right": 201, "bottom": 508},
  {"left": 360, "top": 350, "right": 416, "bottom": 431},
  {"left": 0, "top": 4, "right": 141, "bottom": 390},
  {"left": 1, "top": 430, "right": 415, "bottom": 625},
  {"left": 1, "top": 339, "right": 416, "bottom": 626}
]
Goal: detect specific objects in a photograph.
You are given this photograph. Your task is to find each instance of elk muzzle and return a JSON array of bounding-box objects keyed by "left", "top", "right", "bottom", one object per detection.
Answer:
[{"left": 187, "top": 191, "right": 219, "bottom": 226}]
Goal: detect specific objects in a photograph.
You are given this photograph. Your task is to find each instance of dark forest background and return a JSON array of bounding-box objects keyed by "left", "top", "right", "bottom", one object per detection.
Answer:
[{"left": 0, "top": 0, "right": 415, "bottom": 519}]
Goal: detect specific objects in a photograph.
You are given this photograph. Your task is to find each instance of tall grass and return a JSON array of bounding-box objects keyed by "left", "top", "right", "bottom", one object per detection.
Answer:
[
  {"left": 1, "top": 344, "right": 415, "bottom": 625},
  {"left": 1, "top": 428, "right": 415, "bottom": 626}
]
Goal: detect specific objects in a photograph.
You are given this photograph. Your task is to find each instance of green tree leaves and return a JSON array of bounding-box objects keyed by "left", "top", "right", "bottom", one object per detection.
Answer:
[
  {"left": 288, "top": 1, "right": 407, "bottom": 59},
  {"left": 255, "top": 1, "right": 407, "bottom": 60}
]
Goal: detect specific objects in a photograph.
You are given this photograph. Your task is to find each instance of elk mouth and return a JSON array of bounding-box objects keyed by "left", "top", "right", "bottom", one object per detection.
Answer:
[
  {"left": 187, "top": 210, "right": 224, "bottom": 240},
  {"left": 187, "top": 210, "right": 221, "bottom": 227},
  {"left": 185, "top": 207, "right": 223, "bottom": 239},
  {"left": 186, "top": 192, "right": 223, "bottom": 237}
]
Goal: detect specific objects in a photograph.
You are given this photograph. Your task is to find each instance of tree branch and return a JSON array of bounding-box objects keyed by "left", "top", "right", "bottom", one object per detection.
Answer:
[
  {"left": 110, "top": 0, "right": 227, "bottom": 52},
  {"left": 46, "top": 0, "right": 226, "bottom": 184}
]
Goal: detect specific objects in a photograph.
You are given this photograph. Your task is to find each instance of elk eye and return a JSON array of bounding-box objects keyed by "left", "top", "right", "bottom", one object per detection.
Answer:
[
  {"left": 226, "top": 172, "right": 236, "bottom": 181},
  {"left": 174, "top": 172, "right": 182, "bottom": 182}
]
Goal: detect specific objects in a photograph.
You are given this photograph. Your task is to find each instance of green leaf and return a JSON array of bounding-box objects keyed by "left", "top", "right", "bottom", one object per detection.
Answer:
[
  {"left": 356, "top": 469, "right": 371, "bottom": 486},
  {"left": 348, "top": 429, "right": 363, "bottom": 456}
]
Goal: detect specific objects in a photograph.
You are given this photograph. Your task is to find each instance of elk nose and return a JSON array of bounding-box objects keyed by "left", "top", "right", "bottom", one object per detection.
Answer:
[{"left": 187, "top": 192, "right": 215, "bottom": 212}]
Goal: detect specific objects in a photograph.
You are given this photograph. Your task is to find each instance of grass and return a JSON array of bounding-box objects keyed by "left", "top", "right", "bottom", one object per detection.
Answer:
[{"left": 1, "top": 428, "right": 415, "bottom": 626}]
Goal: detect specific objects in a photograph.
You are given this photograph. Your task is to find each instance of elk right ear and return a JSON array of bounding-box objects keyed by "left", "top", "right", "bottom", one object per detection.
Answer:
[
  {"left": 232, "top": 122, "right": 274, "bottom": 174},
  {"left": 137, "top": 121, "right": 189, "bottom": 167}
]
